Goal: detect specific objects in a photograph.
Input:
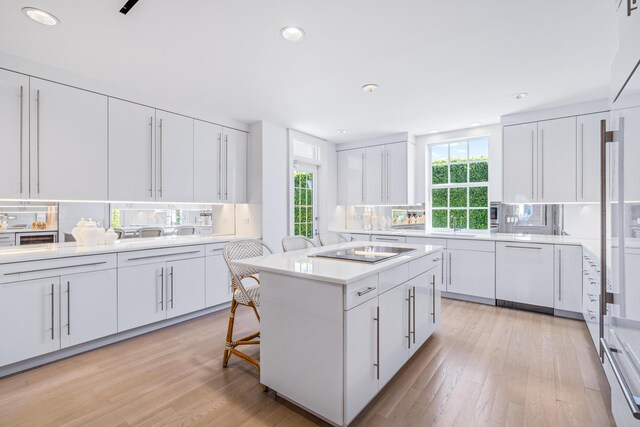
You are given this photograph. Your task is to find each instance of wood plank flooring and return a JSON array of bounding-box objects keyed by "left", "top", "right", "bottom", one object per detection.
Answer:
[{"left": 0, "top": 299, "right": 613, "bottom": 426}]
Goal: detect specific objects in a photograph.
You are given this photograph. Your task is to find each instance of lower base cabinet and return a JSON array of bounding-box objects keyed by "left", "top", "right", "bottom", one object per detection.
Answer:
[
  {"left": 496, "top": 242, "right": 554, "bottom": 307},
  {"left": 205, "top": 245, "right": 232, "bottom": 307},
  {"left": 447, "top": 248, "right": 496, "bottom": 299},
  {"left": 554, "top": 245, "right": 583, "bottom": 313}
]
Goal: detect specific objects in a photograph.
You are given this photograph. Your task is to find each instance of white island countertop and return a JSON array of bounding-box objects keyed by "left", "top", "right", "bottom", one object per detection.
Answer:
[
  {"left": 0, "top": 234, "right": 247, "bottom": 265},
  {"left": 234, "top": 241, "right": 443, "bottom": 285}
]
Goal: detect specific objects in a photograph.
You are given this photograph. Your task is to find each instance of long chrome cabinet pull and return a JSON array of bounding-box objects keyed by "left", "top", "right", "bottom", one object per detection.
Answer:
[
  {"left": 380, "top": 151, "right": 384, "bottom": 203},
  {"left": 170, "top": 266, "right": 174, "bottom": 309},
  {"left": 540, "top": 128, "right": 544, "bottom": 200},
  {"left": 50, "top": 283, "right": 55, "bottom": 340},
  {"left": 441, "top": 254, "right": 444, "bottom": 285},
  {"left": 386, "top": 149, "right": 390, "bottom": 202},
  {"left": 357, "top": 286, "right": 376, "bottom": 296},
  {"left": 218, "top": 133, "right": 222, "bottom": 200},
  {"left": 432, "top": 274, "right": 436, "bottom": 324},
  {"left": 4, "top": 261, "right": 108, "bottom": 276},
  {"left": 601, "top": 338, "right": 640, "bottom": 420},
  {"left": 448, "top": 252, "right": 452, "bottom": 286},
  {"left": 224, "top": 134, "right": 229, "bottom": 200},
  {"left": 361, "top": 152, "right": 365, "bottom": 203},
  {"left": 531, "top": 130, "right": 535, "bottom": 200},
  {"left": 580, "top": 123, "right": 584, "bottom": 199},
  {"left": 374, "top": 306, "right": 380, "bottom": 380},
  {"left": 149, "top": 116, "right": 154, "bottom": 196},
  {"left": 158, "top": 118, "right": 163, "bottom": 198},
  {"left": 126, "top": 250, "right": 201, "bottom": 261},
  {"left": 558, "top": 249, "right": 562, "bottom": 301},
  {"left": 160, "top": 267, "right": 164, "bottom": 311},
  {"left": 406, "top": 289, "right": 411, "bottom": 349},
  {"left": 19, "top": 85, "right": 24, "bottom": 194},
  {"left": 67, "top": 281, "right": 71, "bottom": 335},
  {"left": 505, "top": 245, "right": 542, "bottom": 250},
  {"left": 36, "top": 89, "right": 41, "bottom": 194},
  {"left": 412, "top": 286, "right": 416, "bottom": 344},
  {"left": 375, "top": 237, "right": 400, "bottom": 242}
]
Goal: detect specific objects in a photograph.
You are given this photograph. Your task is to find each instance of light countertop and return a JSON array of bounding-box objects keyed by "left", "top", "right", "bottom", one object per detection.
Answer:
[
  {"left": 233, "top": 241, "right": 443, "bottom": 285},
  {"left": 0, "top": 228, "right": 58, "bottom": 234},
  {"left": 0, "top": 234, "right": 246, "bottom": 265}
]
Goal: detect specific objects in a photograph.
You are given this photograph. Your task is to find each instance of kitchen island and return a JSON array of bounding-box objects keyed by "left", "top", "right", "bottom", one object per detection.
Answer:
[{"left": 235, "top": 241, "right": 443, "bottom": 426}]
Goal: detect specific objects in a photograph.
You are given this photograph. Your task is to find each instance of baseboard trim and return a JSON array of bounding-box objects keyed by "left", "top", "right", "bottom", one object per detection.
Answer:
[
  {"left": 0, "top": 301, "right": 231, "bottom": 378},
  {"left": 442, "top": 292, "right": 496, "bottom": 306},
  {"left": 554, "top": 308, "right": 583, "bottom": 320},
  {"left": 496, "top": 299, "right": 553, "bottom": 315}
]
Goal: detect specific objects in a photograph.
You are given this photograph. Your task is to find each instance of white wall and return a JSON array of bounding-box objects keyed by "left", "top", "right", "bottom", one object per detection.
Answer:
[
  {"left": 563, "top": 204, "right": 600, "bottom": 239},
  {"left": 415, "top": 124, "right": 503, "bottom": 203}
]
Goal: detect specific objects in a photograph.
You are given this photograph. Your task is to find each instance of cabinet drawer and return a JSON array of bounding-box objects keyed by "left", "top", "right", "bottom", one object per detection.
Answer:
[
  {"left": 118, "top": 245, "right": 205, "bottom": 267},
  {"left": 0, "top": 254, "right": 117, "bottom": 284},
  {"left": 447, "top": 239, "right": 495, "bottom": 252},
  {"left": 406, "top": 236, "right": 447, "bottom": 248},
  {"left": 344, "top": 275, "right": 378, "bottom": 310},
  {"left": 408, "top": 252, "right": 443, "bottom": 280},
  {"left": 379, "top": 264, "right": 409, "bottom": 294},
  {"left": 205, "top": 243, "right": 228, "bottom": 256},
  {"left": 371, "top": 235, "right": 406, "bottom": 244}
]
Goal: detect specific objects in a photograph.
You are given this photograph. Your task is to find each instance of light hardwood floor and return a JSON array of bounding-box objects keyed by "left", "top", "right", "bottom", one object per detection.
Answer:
[{"left": 0, "top": 299, "right": 613, "bottom": 426}]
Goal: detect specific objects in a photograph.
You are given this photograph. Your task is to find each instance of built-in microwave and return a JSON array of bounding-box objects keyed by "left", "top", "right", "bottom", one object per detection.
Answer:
[
  {"left": 489, "top": 202, "right": 500, "bottom": 232},
  {"left": 15, "top": 231, "right": 58, "bottom": 246}
]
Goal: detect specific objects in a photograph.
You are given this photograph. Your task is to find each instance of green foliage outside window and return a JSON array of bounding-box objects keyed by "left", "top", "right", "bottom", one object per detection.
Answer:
[
  {"left": 469, "top": 209, "right": 488, "bottom": 230},
  {"left": 293, "top": 172, "right": 314, "bottom": 239},
  {"left": 111, "top": 209, "right": 121, "bottom": 228},
  {"left": 431, "top": 189, "right": 448, "bottom": 208},
  {"left": 431, "top": 165, "right": 448, "bottom": 184},
  {"left": 469, "top": 161, "right": 489, "bottom": 182},
  {"left": 432, "top": 210, "right": 448, "bottom": 228},
  {"left": 450, "top": 209, "right": 467, "bottom": 229},
  {"left": 450, "top": 163, "right": 468, "bottom": 183},
  {"left": 449, "top": 188, "right": 467, "bottom": 208},
  {"left": 469, "top": 186, "right": 488, "bottom": 207}
]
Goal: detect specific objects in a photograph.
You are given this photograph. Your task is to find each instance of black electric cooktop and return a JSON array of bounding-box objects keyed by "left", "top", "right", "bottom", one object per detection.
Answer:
[{"left": 311, "top": 245, "right": 415, "bottom": 263}]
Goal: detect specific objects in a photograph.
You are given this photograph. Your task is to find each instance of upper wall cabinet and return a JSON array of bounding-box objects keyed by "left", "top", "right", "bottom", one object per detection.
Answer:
[
  {"left": 0, "top": 69, "right": 29, "bottom": 200},
  {"left": 29, "top": 78, "right": 108, "bottom": 201},
  {"left": 156, "top": 111, "right": 194, "bottom": 203},
  {"left": 338, "top": 141, "right": 415, "bottom": 206},
  {"left": 538, "top": 117, "right": 576, "bottom": 203},
  {"left": 503, "top": 122, "right": 537, "bottom": 203},
  {"left": 222, "top": 127, "right": 247, "bottom": 204},
  {"left": 108, "top": 99, "right": 156, "bottom": 202},
  {"left": 194, "top": 120, "right": 223, "bottom": 203},
  {"left": 577, "top": 112, "right": 608, "bottom": 203}
]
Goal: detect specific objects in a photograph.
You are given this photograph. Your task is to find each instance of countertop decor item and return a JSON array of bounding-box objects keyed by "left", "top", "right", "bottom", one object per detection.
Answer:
[
  {"left": 71, "top": 218, "right": 105, "bottom": 247},
  {"left": 104, "top": 229, "right": 118, "bottom": 245}
]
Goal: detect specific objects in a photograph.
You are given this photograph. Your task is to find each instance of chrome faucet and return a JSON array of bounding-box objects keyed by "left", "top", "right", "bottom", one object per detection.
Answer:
[{"left": 450, "top": 215, "right": 459, "bottom": 233}]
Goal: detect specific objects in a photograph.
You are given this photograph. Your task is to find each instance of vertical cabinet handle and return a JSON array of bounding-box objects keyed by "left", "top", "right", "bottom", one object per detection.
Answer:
[
  {"left": 380, "top": 150, "right": 384, "bottom": 203},
  {"left": 158, "top": 118, "right": 163, "bottom": 197},
  {"left": 225, "top": 134, "right": 229, "bottom": 200},
  {"left": 432, "top": 274, "right": 436, "bottom": 324},
  {"left": 361, "top": 152, "right": 365, "bottom": 203},
  {"left": 67, "top": 281, "right": 71, "bottom": 335},
  {"left": 558, "top": 249, "right": 562, "bottom": 301},
  {"left": 170, "top": 266, "right": 174, "bottom": 309},
  {"left": 406, "top": 289, "right": 411, "bottom": 349},
  {"left": 448, "top": 252, "right": 452, "bottom": 286},
  {"left": 36, "top": 89, "right": 41, "bottom": 194},
  {"left": 540, "top": 128, "right": 544, "bottom": 200},
  {"left": 50, "top": 283, "right": 55, "bottom": 340},
  {"left": 531, "top": 130, "right": 535, "bottom": 200},
  {"left": 412, "top": 286, "right": 416, "bottom": 344},
  {"left": 373, "top": 306, "right": 380, "bottom": 380},
  {"left": 19, "top": 85, "right": 24, "bottom": 194},
  {"left": 386, "top": 149, "right": 390, "bottom": 203},
  {"left": 218, "top": 133, "right": 222, "bottom": 200},
  {"left": 149, "top": 117, "right": 154, "bottom": 196},
  {"left": 160, "top": 267, "right": 164, "bottom": 311},
  {"left": 580, "top": 123, "right": 584, "bottom": 200}
]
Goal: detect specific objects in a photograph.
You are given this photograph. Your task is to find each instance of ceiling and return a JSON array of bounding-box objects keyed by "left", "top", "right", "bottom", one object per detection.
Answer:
[{"left": 0, "top": 0, "right": 617, "bottom": 141}]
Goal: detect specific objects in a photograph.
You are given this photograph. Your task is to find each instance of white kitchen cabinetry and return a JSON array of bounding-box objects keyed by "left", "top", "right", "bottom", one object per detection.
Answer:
[
  {"left": 345, "top": 233, "right": 371, "bottom": 242},
  {"left": 337, "top": 148, "right": 365, "bottom": 205},
  {"left": 496, "top": 242, "right": 554, "bottom": 308},
  {"left": 29, "top": 78, "right": 108, "bottom": 200},
  {"left": 503, "top": 123, "right": 537, "bottom": 203},
  {"left": 554, "top": 245, "right": 582, "bottom": 313},
  {"left": 378, "top": 282, "right": 409, "bottom": 386},
  {"left": 194, "top": 120, "right": 223, "bottom": 203},
  {"left": 205, "top": 245, "right": 232, "bottom": 307},
  {"left": 221, "top": 127, "right": 248, "bottom": 203},
  {"left": 118, "top": 262, "right": 167, "bottom": 331},
  {"left": 156, "top": 110, "right": 194, "bottom": 202},
  {"left": 60, "top": 269, "right": 117, "bottom": 348},
  {"left": 0, "top": 278, "right": 60, "bottom": 367},
  {"left": 538, "top": 117, "right": 577, "bottom": 203},
  {"left": 371, "top": 234, "right": 406, "bottom": 244},
  {"left": 108, "top": 99, "right": 156, "bottom": 202},
  {"left": 0, "top": 69, "right": 29, "bottom": 200},
  {"left": 0, "top": 234, "right": 15, "bottom": 247},
  {"left": 409, "top": 270, "right": 440, "bottom": 358},
  {"left": 166, "top": 258, "right": 206, "bottom": 319},
  {"left": 385, "top": 142, "right": 412, "bottom": 206},
  {"left": 364, "top": 145, "right": 385, "bottom": 205},
  {"left": 577, "top": 112, "right": 608, "bottom": 203},
  {"left": 447, "top": 240, "right": 495, "bottom": 300}
]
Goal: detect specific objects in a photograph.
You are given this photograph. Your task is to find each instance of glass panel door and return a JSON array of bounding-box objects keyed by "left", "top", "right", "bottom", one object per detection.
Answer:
[{"left": 292, "top": 164, "right": 318, "bottom": 239}]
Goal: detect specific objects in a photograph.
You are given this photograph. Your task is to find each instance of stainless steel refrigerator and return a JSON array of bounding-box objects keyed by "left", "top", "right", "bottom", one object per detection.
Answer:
[{"left": 601, "top": 19, "right": 640, "bottom": 424}]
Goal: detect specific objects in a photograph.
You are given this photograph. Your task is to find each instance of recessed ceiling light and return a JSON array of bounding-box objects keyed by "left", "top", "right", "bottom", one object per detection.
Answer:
[
  {"left": 361, "top": 84, "right": 379, "bottom": 93},
  {"left": 280, "top": 26, "right": 305, "bottom": 42},
  {"left": 510, "top": 92, "right": 528, "bottom": 100},
  {"left": 428, "top": 129, "right": 439, "bottom": 134},
  {"left": 22, "top": 7, "right": 59, "bottom": 26},
  {"left": 470, "top": 122, "right": 482, "bottom": 127},
  {"left": 337, "top": 129, "right": 348, "bottom": 134}
]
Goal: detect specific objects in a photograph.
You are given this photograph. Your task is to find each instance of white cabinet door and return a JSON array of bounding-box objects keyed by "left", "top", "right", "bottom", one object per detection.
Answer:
[
  {"left": 346, "top": 233, "right": 371, "bottom": 242},
  {"left": 344, "top": 297, "right": 379, "bottom": 425},
  {"left": 223, "top": 127, "right": 247, "bottom": 203},
  {"left": 0, "top": 69, "right": 29, "bottom": 199},
  {"left": 577, "top": 112, "right": 608, "bottom": 203},
  {"left": 447, "top": 249, "right": 495, "bottom": 299},
  {"left": 108, "top": 99, "right": 156, "bottom": 202},
  {"left": 118, "top": 262, "right": 167, "bottom": 331},
  {"left": 166, "top": 257, "right": 206, "bottom": 319},
  {"left": 385, "top": 143, "right": 409, "bottom": 205},
  {"left": 409, "top": 271, "right": 435, "bottom": 357},
  {"left": 0, "top": 278, "right": 60, "bottom": 366},
  {"left": 503, "top": 123, "right": 537, "bottom": 203},
  {"left": 60, "top": 269, "right": 117, "bottom": 348},
  {"left": 30, "top": 78, "right": 108, "bottom": 200},
  {"left": 538, "top": 117, "right": 577, "bottom": 203},
  {"left": 337, "top": 149, "right": 365, "bottom": 205},
  {"left": 378, "top": 284, "right": 409, "bottom": 386},
  {"left": 194, "top": 120, "right": 223, "bottom": 203},
  {"left": 554, "top": 245, "right": 583, "bottom": 313},
  {"left": 156, "top": 110, "right": 194, "bottom": 202},
  {"left": 620, "top": 106, "right": 640, "bottom": 203},
  {"left": 365, "top": 145, "right": 384, "bottom": 205},
  {"left": 205, "top": 249, "right": 231, "bottom": 307},
  {"left": 496, "top": 243, "right": 554, "bottom": 308}
]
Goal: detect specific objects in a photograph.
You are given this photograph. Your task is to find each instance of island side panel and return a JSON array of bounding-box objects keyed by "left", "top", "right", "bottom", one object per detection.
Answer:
[{"left": 259, "top": 271, "right": 345, "bottom": 425}]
